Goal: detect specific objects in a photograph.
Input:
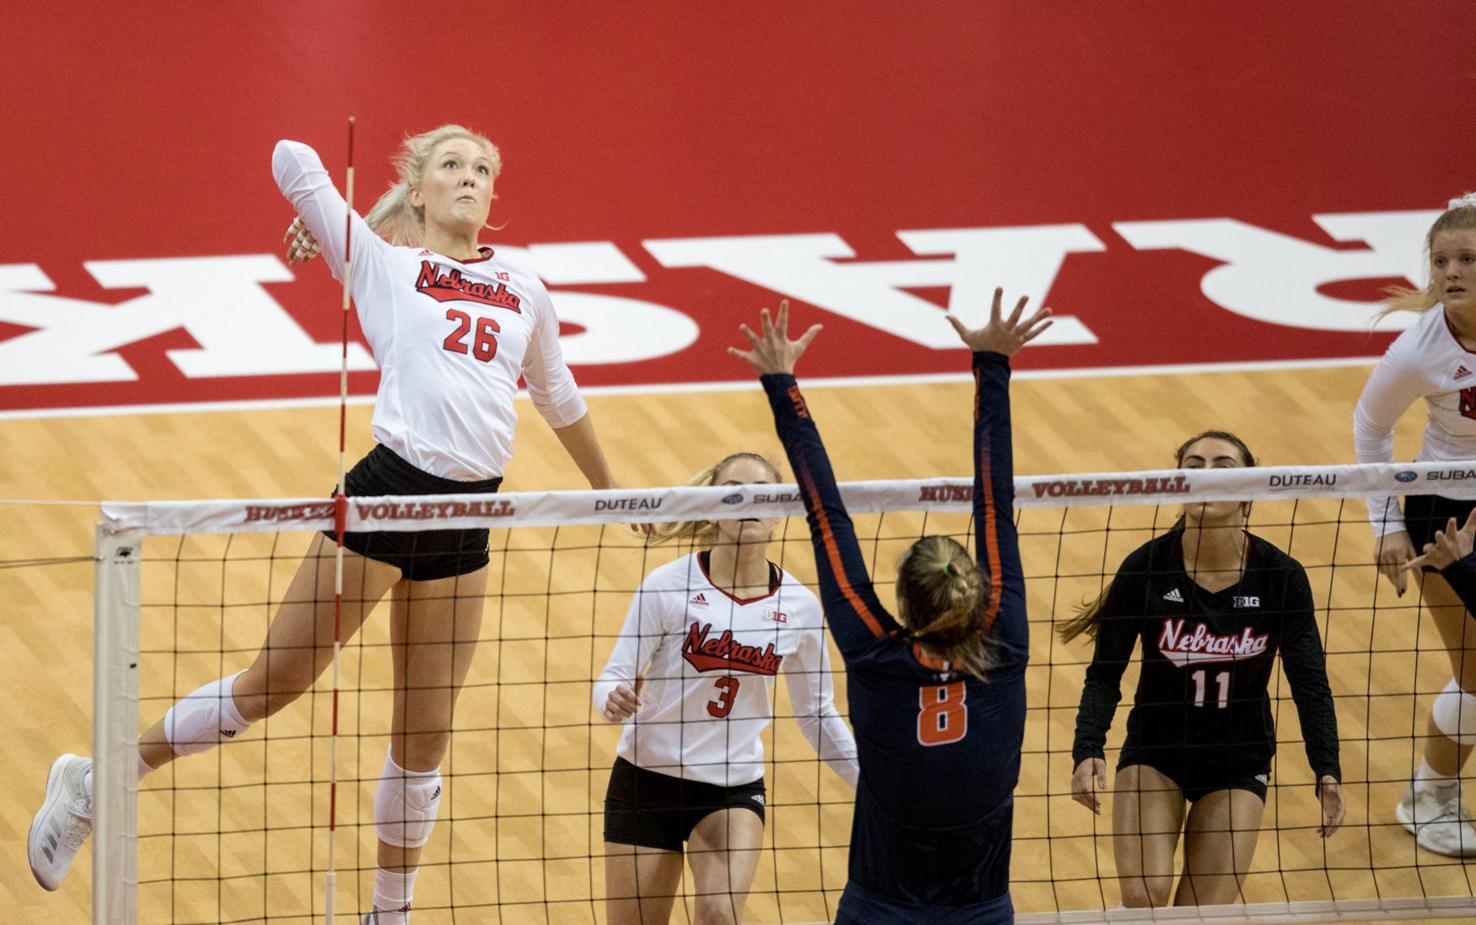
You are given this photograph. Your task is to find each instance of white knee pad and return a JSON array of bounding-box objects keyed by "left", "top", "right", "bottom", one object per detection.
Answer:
[
  {"left": 1432, "top": 679, "right": 1476, "bottom": 746},
  {"left": 164, "top": 671, "right": 252, "bottom": 757},
  {"left": 375, "top": 751, "right": 443, "bottom": 849}
]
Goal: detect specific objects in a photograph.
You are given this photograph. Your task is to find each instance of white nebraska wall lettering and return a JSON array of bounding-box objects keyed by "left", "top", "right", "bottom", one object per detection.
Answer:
[
  {"left": 0, "top": 255, "right": 376, "bottom": 386},
  {"left": 644, "top": 227, "right": 1103, "bottom": 348},
  {"left": 0, "top": 211, "right": 1447, "bottom": 389},
  {"left": 1114, "top": 210, "right": 1440, "bottom": 332},
  {"left": 496, "top": 242, "right": 699, "bottom": 365}
]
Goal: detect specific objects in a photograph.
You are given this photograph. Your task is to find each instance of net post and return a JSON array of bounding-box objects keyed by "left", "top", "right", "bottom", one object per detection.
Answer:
[{"left": 92, "top": 523, "right": 142, "bottom": 925}]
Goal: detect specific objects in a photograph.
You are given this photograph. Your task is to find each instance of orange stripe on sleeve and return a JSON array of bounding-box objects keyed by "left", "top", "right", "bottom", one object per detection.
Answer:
[
  {"left": 976, "top": 439, "right": 1004, "bottom": 634},
  {"left": 799, "top": 468, "right": 889, "bottom": 638}
]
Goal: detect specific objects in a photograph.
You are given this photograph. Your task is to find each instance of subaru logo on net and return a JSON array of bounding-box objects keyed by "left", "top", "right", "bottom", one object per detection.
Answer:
[
  {"left": 1395, "top": 470, "right": 1418, "bottom": 483},
  {"left": 722, "top": 493, "right": 744, "bottom": 505}
]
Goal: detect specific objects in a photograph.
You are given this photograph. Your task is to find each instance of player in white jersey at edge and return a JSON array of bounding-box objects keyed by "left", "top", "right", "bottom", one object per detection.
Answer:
[
  {"left": 1354, "top": 193, "right": 1476, "bottom": 857},
  {"left": 28, "top": 125, "right": 626, "bottom": 924},
  {"left": 593, "top": 452, "right": 858, "bottom": 925}
]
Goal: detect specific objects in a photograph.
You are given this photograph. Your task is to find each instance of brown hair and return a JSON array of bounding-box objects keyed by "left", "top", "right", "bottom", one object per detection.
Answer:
[
  {"left": 895, "top": 535, "right": 995, "bottom": 680},
  {"left": 1381, "top": 196, "right": 1476, "bottom": 316},
  {"left": 1056, "top": 430, "right": 1256, "bottom": 644},
  {"left": 648, "top": 452, "right": 782, "bottom": 548}
]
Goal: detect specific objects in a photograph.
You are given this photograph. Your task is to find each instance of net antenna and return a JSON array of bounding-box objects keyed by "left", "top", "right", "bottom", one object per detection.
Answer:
[{"left": 325, "top": 114, "right": 355, "bottom": 925}]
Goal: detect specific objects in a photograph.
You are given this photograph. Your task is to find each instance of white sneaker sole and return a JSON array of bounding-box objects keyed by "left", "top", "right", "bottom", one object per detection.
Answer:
[
  {"left": 1394, "top": 794, "right": 1476, "bottom": 857},
  {"left": 1395, "top": 796, "right": 1418, "bottom": 837},
  {"left": 28, "top": 754, "right": 77, "bottom": 891}
]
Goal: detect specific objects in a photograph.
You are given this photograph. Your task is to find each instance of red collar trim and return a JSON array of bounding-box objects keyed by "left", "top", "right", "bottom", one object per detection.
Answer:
[{"left": 697, "top": 551, "right": 782, "bottom": 605}]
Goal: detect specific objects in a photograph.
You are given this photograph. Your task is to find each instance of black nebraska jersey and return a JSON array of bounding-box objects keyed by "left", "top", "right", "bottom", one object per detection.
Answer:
[{"left": 1072, "top": 530, "right": 1339, "bottom": 782}]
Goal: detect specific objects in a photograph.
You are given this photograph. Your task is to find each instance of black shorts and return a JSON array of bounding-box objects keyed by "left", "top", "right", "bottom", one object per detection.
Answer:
[
  {"left": 1403, "top": 494, "right": 1476, "bottom": 570},
  {"left": 323, "top": 444, "right": 502, "bottom": 582},
  {"left": 603, "top": 757, "right": 766, "bottom": 852},
  {"left": 1118, "top": 746, "right": 1270, "bottom": 804}
]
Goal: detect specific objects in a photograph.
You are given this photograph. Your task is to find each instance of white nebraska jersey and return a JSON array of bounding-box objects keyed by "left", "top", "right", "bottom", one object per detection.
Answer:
[
  {"left": 273, "top": 140, "right": 586, "bottom": 480},
  {"left": 593, "top": 553, "right": 859, "bottom": 788},
  {"left": 1354, "top": 305, "right": 1476, "bottom": 535}
]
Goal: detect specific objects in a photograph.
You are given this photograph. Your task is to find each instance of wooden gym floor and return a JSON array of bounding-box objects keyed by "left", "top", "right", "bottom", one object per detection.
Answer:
[{"left": 2, "top": 363, "right": 1473, "bottom": 922}]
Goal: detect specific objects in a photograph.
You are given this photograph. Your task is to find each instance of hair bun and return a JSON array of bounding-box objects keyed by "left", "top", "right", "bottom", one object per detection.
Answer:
[{"left": 1450, "top": 193, "right": 1476, "bottom": 210}]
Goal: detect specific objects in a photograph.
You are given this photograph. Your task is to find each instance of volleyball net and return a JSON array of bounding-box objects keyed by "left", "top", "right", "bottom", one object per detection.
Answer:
[{"left": 84, "top": 460, "right": 1476, "bottom": 923}]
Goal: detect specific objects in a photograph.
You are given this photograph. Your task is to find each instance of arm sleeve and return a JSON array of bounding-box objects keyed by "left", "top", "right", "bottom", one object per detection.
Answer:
[
  {"left": 762, "top": 373, "right": 899, "bottom": 658},
  {"left": 592, "top": 578, "right": 671, "bottom": 719},
  {"left": 972, "top": 352, "right": 1027, "bottom": 657},
  {"left": 1437, "top": 553, "right": 1476, "bottom": 610},
  {"left": 1353, "top": 340, "right": 1428, "bottom": 537},
  {"left": 1071, "top": 566, "right": 1142, "bottom": 766},
  {"left": 1278, "top": 564, "right": 1341, "bottom": 782},
  {"left": 782, "top": 614, "right": 860, "bottom": 787},
  {"left": 520, "top": 281, "right": 588, "bottom": 428},
  {"left": 271, "top": 140, "right": 392, "bottom": 338}
]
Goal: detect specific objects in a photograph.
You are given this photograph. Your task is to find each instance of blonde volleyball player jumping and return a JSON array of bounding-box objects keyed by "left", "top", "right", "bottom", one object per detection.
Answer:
[{"left": 28, "top": 126, "right": 626, "bottom": 925}]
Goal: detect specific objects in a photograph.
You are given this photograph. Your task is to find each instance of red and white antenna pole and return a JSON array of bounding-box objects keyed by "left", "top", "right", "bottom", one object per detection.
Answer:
[{"left": 326, "top": 114, "right": 355, "bottom": 925}]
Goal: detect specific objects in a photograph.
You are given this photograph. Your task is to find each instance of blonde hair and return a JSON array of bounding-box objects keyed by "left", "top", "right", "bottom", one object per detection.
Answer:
[
  {"left": 648, "top": 452, "right": 782, "bottom": 548},
  {"left": 895, "top": 535, "right": 995, "bottom": 681},
  {"left": 1381, "top": 195, "right": 1476, "bottom": 317},
  {"left": 363, "top": 124, "right": 502, "bottom": 247},
  {"left": 1057, "top": 429, "right": 1257, "bottom": 644}
]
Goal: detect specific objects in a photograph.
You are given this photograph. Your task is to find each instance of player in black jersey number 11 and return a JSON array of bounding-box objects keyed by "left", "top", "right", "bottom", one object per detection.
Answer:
[{"left": 1062, "top": 431, "right": 1344, "bottom": 907}]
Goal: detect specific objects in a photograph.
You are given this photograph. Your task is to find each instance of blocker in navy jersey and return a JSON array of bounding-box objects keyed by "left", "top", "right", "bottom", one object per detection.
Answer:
[
  {"left": 1072, "top": 530, "right": 1340, "bottom": 792},
  {"left": 762, "top": 351, "right": 1028, "bottom": 922}
]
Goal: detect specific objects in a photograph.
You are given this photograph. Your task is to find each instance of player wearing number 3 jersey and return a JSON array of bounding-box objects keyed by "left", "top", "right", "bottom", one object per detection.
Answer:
[
  {"left": 593, "top": 452, "right": 858, "bottom": 925},
  {"left": 733, "top": 293, "right": 1048, "bottom": 924}
]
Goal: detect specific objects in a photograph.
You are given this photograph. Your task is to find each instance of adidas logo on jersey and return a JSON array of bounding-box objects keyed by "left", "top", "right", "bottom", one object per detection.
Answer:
[
  {"left": 690, "top": 593, "right": 709, "bottom": 607},
  {"left": 751, "top": 793, "right": 765, "bottom": 805},
  {"left": 1457, "top": 366, "right": 1473, "bottom": 381},
  {"left": 1162, "top": 587, "right": 1184, "bottom": 603},
  {"left": 1255, "top": 773, "right": 1270, "bottom": 784}
]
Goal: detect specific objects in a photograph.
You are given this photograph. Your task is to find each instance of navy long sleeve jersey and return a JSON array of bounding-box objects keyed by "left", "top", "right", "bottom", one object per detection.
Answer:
[
  {"left": 1439, "top": 552, "right": 1476, "bottom": 611},
  {"left": 1071, "top": 530, "right": 1340, "bottom": 783},
  {"left": 762, "top": 352, "right": 1028, "bottom": 907}
]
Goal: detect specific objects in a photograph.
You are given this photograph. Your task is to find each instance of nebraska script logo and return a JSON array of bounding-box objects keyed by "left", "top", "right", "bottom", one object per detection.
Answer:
[
  {"left": 1156, "top": 618, "right": 1269, "bottom": 668},
  {"left": 682, "top": 622, "right": 782, "bottom": 675},
  {"left": 415, "top": 261, "right": 522, "bottom": 312}
]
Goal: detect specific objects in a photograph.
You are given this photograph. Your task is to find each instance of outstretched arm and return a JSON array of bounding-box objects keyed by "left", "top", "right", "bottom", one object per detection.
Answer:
[
  {"left": 1408, "top": 508, "right": 1476, "bottom": 606},
  {"left": 271, "top": 140, "right": 386, "bottom": 285},
  {"left": 945, "top": 290, "right": 1051, "bottom": 657},
  {"left": 732, "top": 302, "right": 898, "bottom": 657}
]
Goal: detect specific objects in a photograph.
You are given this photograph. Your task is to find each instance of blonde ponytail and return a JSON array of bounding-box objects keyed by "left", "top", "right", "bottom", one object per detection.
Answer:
[
  {"left": 895, "top": 535, "right": 995, "bottom": 681},
  {"left": 363, "top": 124, "right": 502, "bottom": 247},
  {"left": 1379, "top": 194, "right": 1476, "bottom": 320}
]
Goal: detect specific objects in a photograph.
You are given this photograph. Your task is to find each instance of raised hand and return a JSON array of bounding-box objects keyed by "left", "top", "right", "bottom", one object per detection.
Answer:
[
  {"left": 283, "top": 216, "right": 322, "bottom": 265},
  {"left": 945, "top": 288, "right": 1053, "bottom": 358},
  {"left": 1407, "top": 508, "right": 1476, "bottom": 574},
  {"left": 728, "top": 299, "right": 822, "bottom": 376},
  {"left": 1070, "top": 757, "right": 1108, "bottom": 814}
]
